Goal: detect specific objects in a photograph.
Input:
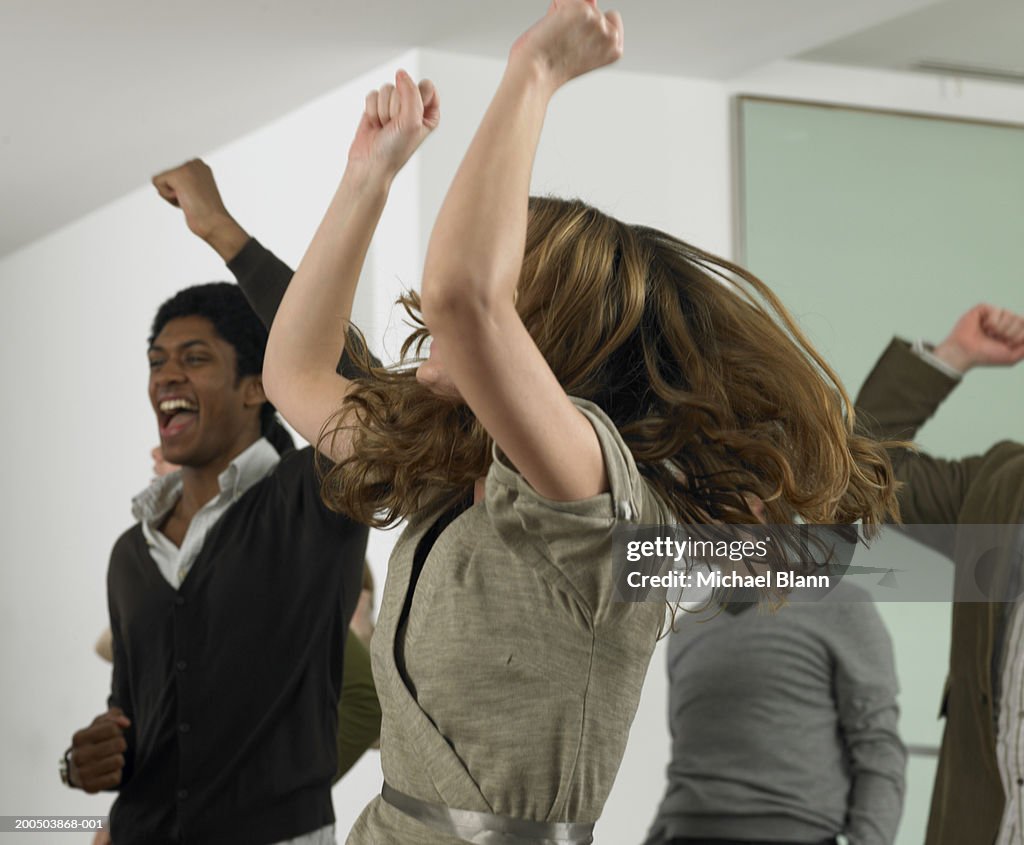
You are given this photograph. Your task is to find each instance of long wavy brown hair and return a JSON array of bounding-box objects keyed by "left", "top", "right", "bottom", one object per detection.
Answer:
[{"left": 319, "top": 196, "right": 899, "bottom": 532}]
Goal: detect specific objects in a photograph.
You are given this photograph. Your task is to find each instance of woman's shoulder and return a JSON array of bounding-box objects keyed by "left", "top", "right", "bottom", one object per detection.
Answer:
[{"left": 567, "top": 396, "right": 675, "bottom": 524}]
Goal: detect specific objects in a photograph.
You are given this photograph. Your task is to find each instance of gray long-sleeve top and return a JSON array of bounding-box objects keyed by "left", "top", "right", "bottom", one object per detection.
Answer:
[{"left": 643, "top": 582, "right": 906, "bottom": 845}]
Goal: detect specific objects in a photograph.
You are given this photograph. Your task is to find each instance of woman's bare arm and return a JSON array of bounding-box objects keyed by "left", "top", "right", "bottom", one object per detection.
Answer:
[
  {"left": 420, "top": 1, "right": 623, "bottom": 501},
  {"left": 264, "top": 73, "right": 439, "bottom": 455}
]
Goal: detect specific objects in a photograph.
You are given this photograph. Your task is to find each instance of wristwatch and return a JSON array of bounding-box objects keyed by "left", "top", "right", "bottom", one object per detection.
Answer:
[{"left": 59, "top": 747, "right": 73, "bottom": 786}]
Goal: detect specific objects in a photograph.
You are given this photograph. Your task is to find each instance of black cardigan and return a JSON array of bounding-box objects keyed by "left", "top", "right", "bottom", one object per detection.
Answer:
[{"left": 107, "top": 446, "right": 367, "bottom": 844}]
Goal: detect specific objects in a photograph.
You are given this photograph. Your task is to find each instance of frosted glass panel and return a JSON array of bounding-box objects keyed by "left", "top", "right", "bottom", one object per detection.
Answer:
[{"left": 738, "top": 97, "right": 1024, "bottom": 458}]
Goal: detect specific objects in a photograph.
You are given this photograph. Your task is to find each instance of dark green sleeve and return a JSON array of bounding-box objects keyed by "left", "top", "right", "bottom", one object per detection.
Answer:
[
  {"left": 855, "top": 338, "right": 959, "bottom": 442},
  {"left": 855, "top": 338, "right": 983, "bottom": 526},
  {"left": 334, "top": 634, "right": 381, "bottom": 782},
  {"left": 227, "top": 237, "right": 380, "bottom": 377}
]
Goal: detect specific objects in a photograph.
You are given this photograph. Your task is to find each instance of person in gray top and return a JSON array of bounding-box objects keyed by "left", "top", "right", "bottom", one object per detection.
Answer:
[
  {"left": 261, "top": 3, "right": 902, "bottom": 843},
  {"left": 644, "top": 582, "right": 906, "bottom": 845}
]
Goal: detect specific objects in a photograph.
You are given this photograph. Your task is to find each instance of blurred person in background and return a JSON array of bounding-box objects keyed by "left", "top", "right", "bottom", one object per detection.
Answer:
[
  {"left": 643, "top": 581, "right": 905, "bottom": 845},
  {"left": 855, "top": 304, "right": 1024, "bottom": 845}
]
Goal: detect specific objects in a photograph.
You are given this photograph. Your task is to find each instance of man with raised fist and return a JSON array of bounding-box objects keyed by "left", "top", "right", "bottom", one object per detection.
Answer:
[
  {"left": 855, "top": 304, "right": 1024, "bottom": 845},
  {"left": 60, "top": 177, "right": 380, "bottom": 841}
]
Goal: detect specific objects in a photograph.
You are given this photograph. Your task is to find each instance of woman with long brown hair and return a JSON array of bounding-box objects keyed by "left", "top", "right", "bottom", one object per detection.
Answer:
[{"left": 263, "top": 3, "right": 899, "bottom": 843}]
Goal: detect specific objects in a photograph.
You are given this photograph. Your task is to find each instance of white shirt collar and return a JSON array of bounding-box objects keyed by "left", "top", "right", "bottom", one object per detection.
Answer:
[{"left": 131, "top": 437, "right": 280, "bottom": 524}]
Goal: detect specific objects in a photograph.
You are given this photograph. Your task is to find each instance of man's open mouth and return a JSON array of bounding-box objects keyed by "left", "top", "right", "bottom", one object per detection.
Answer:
[{"left": 158, "top": 397, "right": 199, "bottom": 438}]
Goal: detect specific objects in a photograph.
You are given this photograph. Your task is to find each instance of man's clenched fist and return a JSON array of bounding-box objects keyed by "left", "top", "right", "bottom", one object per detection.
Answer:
[{"left": 68, "top": 707, "right": 130, "bottom": 793}]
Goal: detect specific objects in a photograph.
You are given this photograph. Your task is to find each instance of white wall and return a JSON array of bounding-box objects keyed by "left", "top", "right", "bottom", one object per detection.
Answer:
[
  {"left": 4, "top": 40, "right": 1024, "bottom": 844},
  {"left": 417, "top": 49, "right": 732, "bottom": 263}
]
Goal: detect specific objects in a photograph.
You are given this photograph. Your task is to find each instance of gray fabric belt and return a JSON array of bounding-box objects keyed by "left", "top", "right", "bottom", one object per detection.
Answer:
[{"left": 381, "top": 782, "right": 595, "bottom": 845}]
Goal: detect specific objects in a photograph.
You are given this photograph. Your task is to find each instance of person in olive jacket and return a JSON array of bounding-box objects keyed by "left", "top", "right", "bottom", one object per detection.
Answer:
[{"left": 855, "top": 303, "right": 1024, "bottom": 845}]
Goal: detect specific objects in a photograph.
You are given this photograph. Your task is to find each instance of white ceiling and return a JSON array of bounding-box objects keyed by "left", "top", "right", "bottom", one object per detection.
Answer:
[
  {"left": 2, "top": 0, "right": 1018, "bottom": 258},
  {"left": 801, "top": 0, "right": 1024, "bottom": 80}
]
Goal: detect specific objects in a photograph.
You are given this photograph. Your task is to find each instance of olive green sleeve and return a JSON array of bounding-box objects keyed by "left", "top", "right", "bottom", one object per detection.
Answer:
[
  {"left": 334, "top": 634, "right": 381, "bottom": 783},
  {"left": 855, "top": 338, "right": 983, "bottom": 526}
]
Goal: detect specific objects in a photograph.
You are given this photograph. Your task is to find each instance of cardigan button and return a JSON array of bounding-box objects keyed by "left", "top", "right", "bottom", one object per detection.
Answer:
[
  {"left": 175, "top": 596, "right": 186, "bottom": 607},
  {"left": 176, "top": 660, "right": 187, "bottom": 672},
  {"left": 178, "top": 723, "right": 191, "bottom": 734},
  {"left": 177, "top": 789, "right": 188, "bottom": 801}
]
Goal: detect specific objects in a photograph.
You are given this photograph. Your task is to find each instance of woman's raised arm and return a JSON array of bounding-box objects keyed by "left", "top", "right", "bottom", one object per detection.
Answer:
[
  {"left": 264, "top": 72, "right": 439, "bottom": 457},
  {"left": 419, "top": 1, "right": 623, "bottom": 501}
]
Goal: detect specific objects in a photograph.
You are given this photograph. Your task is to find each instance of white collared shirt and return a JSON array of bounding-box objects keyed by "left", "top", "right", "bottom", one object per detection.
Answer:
[
  {"left": 911, "top": 338, "right": 966, "bottom": 381},
  {"left": 131, "top": 437, "right": 280, "bottom": 588},
  {"left": 997, "top": 586, "right": 1024, "bottom": 845}
]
